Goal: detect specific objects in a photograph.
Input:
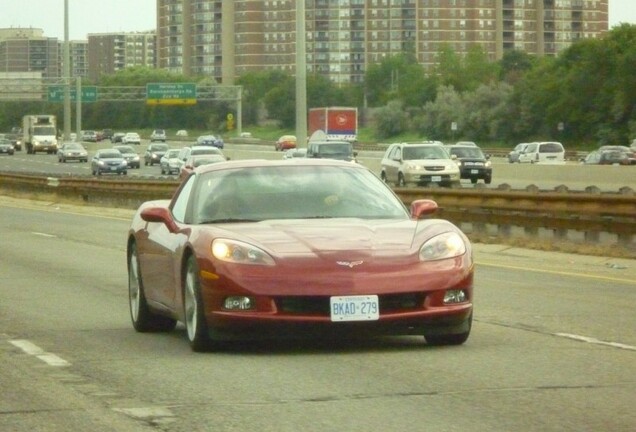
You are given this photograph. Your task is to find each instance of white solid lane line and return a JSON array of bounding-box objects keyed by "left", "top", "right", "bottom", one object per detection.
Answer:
[{"left": 555, "top": 333, "right": 636, "bottom": 351}]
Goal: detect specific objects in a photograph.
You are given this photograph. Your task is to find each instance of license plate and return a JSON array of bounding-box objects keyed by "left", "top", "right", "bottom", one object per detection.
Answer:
[
  {"left": 431, "top": 176, "right": 442, "bottom": 182},
  {"left": 110, "top": 167, "right": 117, "bottom": 171},
  {"left": 330, "top": 295, "right": 379, "bottom": 322},
  {"left": 471, "top": 169, "right": 479, "bottom": 174}
]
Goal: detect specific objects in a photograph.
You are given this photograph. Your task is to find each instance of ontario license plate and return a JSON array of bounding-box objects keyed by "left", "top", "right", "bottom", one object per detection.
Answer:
[
  {"left": 110, "top": 167, "right": 117, "bottom": 171},
  {"left": 431, "top": 176, "right": 442, "bottom": 182},
  {"left": 330, "top": 295, "right": 379, "bottom": 322},
  {"left": 471, "top": 169, "right": 479, "bottom": 174}
]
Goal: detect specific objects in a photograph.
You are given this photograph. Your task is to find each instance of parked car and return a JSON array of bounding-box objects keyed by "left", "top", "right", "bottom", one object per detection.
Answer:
[
  {"left": 282, "top": 148, "right": 307, "bottom": 159},
  {"left": 111, "top": 132, "right": 126, "bottom": 143},
  {"left": 508, "top": 143, "right": 529, "bottom": 163},
  {"left": 127, "top": 159, "right": 474, "bottom": 351},
  {"left": 122, "top": 132, "right": 141, "bottom": 145},
  {"left": 196, "top": 134, "right": 224, "bottom": 149},
  {"left": 179, "top": 154, "right": 227, "bottom": 180},
  {"left": 275, "top": 135, "right": 297, "bottom": 151},
  {"left": 446, "top": 144, "right": 492, "bottom": 184},
  {"left": 144, "top": 143, "right": 170, "bottom": 166},
  {"left": 306, "top": 140, "right": 357, "bottom": 163},
  {"left": 380, "top": 142, "right": 461, "bottom": 187},
  {"left": 160, "top": 148, "right": 182, "bottom": 175},
  {"left": 113, "top": 145, "right": 141, "bottom": 168},
  {"left": 0, "top": 138, "right": 15, "bottom": 155},
  {"left": 57, "top": 142, "right": 88, "bottom": 163},
  {"left": 91, "top": 149, "right": 127, "bottom": 176},
  {"left": 150, "top": 129, "right": 167, "bottom": 142},
  {"left": 81, "top": 130, "right": 98, "bottom": 142},
  {"left": 518, "top": 141, "right": 565, "bottom": 164}
]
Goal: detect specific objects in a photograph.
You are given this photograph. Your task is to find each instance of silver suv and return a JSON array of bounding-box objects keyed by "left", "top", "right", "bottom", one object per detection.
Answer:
[
  {"left": 380, "top": 142, "right": 460, "bottom": 187},
  {"left": 150, "top": 129, "right": 167, "bottom": 142}
]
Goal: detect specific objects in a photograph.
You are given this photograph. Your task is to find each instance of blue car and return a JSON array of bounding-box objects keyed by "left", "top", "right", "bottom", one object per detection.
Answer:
[
  {"left": 196, "top": 134, "right": 224, "bottom": 149},
  {"left": 91, "top": 149, "right": 128, "bottom": 176}
]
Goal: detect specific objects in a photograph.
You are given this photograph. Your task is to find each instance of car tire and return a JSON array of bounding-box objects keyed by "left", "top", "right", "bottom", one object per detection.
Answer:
[
  {"left": 397, "top": 173, "right": 406, "bottom": 187},
  {"left": 184, "top": 255, "right": 216, "bottom": 352},
  {"left": 425, "top": 313, "right": 472, "bottom": 346},
  {"left": 470, "top": 178, "right": 477, "bottom": 184},
  {"left": 128, "top": 243, "right": 177, "bottom": 332},
  {"left": 380, "top": 171, "right": 387, "bottom": 183},
  {"left": 485, "top": 177, "right": 492, "bottom": 185}
]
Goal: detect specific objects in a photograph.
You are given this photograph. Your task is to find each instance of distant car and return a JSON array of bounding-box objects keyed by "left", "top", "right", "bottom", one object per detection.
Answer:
[
  {"left": 150, "top": 129, "right": 167, "bottom": 142},
  {"left": 126, "top": 159, "right": 474, "bottom": 351},
  {"left": 380, "top": 142, "right": 461, "bottom": 187},
  {"left": 144, "top": 143, "right": 170, "bottom": 166},
  {"left": 91, "top": 149, "right": 127, "bottom": 176},
  {"left": 275, "top": 135, "right": 297, "bottom": 151},
  {"left": 446, "top": 144, "right": 492, "bottom": 184},
  {"left": 196, "top": 134, "right": 224, "bottom": 149},
  {"left": 160, "top": 148, "right": 182, "bottom": 175},
  {"left": 630, "top": 139, "right": 636, "bottom": 152},
  {"left": 6, "top": 133, "right": 22, "bottom": 150},
  {"left": 122, "top": 132, "right": 141, "bottom": 145},
  {"left": 518, "top": 141, "right": 565, "bottom": 164},
  {"left": 582, "top": 149, "right": 630, "bottom": 166},
  {"left": 101, "top": 129, "right": 114, "bottom": 141},
  {"left": 509, "top": 143, "right": 529, "bottom": 163},
  {"left": 0, "top": 138, "right": 15, "bottom": 155},
  {"left": 82, "top": 130, "right": 98, "bottom": 142},
  {"left": 282, "top": 148, "right": 307, "bottom": 159},
  {"left": 306, "top": 140, "right": 357, "bottom": 163},
  {"left": 179, "top": 154, "right": 227, "bottom": 180},
  {"left": 57, "top": 142, "right": 88, "bottom": 163},
  {"left": 176, "top": 130, "right": 188, "bottom": 137},
  {"left": 455, "top": 141, "right": 477, "bottom": 147},
  {"left": 176, "top": 145, "right": 226, "bottom": 173},
  {"left": 113, "top": 145, "right": 141, "bottom": 168},
  {"left": 597, "top": 145, "right": 636, "bottom": 165},
  {"left": 110, "top": 132, "right": 126, "bottom": 143}
]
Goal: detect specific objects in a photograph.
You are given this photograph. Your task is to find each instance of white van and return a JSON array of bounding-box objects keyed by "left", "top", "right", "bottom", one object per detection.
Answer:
[{"left": 518, "top": 141, "right": 565, "bottom": 164}]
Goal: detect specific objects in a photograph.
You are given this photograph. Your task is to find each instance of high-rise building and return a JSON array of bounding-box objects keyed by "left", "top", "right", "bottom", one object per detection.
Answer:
[
  {"left": 0, "top": 28, "right": 61, "bottom": 78},
  {"left": 62, "top": 40, "right": 89, "bottom": 79},
  {"left": 157, "top": 0, "right": 609, "bottom": 85},
  {"left": 87, "top": 32, "right": 157, "bottom": 81}
]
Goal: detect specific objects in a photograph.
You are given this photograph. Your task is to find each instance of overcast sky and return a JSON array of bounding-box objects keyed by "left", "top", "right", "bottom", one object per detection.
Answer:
[{"left": 0, "top": 0, "right": 634, "bottom": 41}]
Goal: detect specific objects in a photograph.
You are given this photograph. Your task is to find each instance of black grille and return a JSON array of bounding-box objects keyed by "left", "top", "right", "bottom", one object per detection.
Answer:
[{"left": 276, "top": 293, "right": 425, "bottom": 315}]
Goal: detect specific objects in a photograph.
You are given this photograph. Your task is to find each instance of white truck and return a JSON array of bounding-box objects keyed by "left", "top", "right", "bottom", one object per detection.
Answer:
[{"left": 23, "top": 115, "right": 58, "bottom": 154}]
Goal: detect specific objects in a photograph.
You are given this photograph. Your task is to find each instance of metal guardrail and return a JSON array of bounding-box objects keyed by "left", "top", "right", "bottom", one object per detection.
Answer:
[{"left": 1, "top": 173, "right": 634, "bottom": 257}]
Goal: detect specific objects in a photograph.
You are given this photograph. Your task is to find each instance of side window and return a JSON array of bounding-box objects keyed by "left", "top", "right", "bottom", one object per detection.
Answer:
[{"left": 171, "top": 175, "right": 195, "bottom": 223}]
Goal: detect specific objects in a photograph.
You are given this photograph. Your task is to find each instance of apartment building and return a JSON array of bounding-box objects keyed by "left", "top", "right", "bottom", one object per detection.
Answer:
[
  {"left": 0, "top": 28, "right": 61, "bottom": 78},
  {"left": 65, "top": 40, "right": 89, "bottom": 78},
  {"left": 87, "top": 32, "right": 157, "bottom": 81},
  {"left": 157, "top": 0, "right": 608, "bottom": 85}
]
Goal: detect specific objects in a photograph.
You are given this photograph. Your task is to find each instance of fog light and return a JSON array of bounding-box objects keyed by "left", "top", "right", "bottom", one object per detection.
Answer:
[
  {"left": 223, "top": 296, "right": 254, "bottom": 310},
  {"left": 443, "top": 289, "right": 467, "bottom": 304}
]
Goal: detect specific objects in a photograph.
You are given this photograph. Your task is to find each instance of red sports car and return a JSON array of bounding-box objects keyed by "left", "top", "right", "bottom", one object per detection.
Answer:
[{"left": 127, "top": 159, "right": 474, "bottom": 351}]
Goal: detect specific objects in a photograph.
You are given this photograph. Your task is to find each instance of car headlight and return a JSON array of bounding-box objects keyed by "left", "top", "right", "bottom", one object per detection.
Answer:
[
  {"left": 97, "top": 161, "right": 105, "bottom": 166},
  {"left": 121, "top": 161, "right": 128, "bottom": 166},
  {"left": 485, "top": 160, "right": 492, "bottom": 167},
  {"left": 212, "top": 239, "right": 275, "bottom": 266},
  {"left": 133, "top": 155, "right": 140, "bottom": 161},
  {"left": 455, "top": 161, "right": 463, "bottom": 167},
  {"left": 419, "top": 232, "right": 466, "bottom": 261}
]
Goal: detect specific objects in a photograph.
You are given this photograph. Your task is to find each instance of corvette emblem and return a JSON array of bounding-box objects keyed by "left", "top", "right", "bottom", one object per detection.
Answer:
[{"left": 336, "top": 260, "right": 364, "bottom": 268}]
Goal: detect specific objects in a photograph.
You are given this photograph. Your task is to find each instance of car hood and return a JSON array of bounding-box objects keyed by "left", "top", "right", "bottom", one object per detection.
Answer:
[{"left": 214, "top": 218, "right": 454, "bottom": 259}]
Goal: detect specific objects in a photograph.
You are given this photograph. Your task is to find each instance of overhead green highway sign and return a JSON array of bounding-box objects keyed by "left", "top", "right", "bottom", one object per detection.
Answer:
[
  {"left": 146, "top": 83, "right": 197, "bottom": 105},
  {"left": 47, "top": 86, "right": 97, "bottom": 103}
]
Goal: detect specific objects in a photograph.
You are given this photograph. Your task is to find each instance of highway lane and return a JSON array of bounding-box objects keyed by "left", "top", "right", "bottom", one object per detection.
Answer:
[
  {"left": 1, "top": 198, "right": 635, "bottom": 432},
  {"left": 0, "top": 140, "right": 634, "bottom": 191}
]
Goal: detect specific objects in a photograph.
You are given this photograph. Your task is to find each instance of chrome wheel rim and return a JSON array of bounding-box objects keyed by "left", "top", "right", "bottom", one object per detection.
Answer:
[
  {"left": 184, "top": 265, "right": 197, "bottom": 341},
  {"left": 129, "top": 249, "right": 140, "bottom": 322}
]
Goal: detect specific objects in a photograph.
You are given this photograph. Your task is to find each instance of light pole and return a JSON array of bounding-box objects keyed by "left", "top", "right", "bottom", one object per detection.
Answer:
[
  {"left": 295, "top": 0, "right": 307, "bottom": 146},
  {"left": 63, "top": 0, "right": 71, "bottom": 140}
]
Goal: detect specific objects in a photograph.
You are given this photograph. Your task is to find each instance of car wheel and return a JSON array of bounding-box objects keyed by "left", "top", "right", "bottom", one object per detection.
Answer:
[
  {"left": 123, "top": 171, "right": 128, "bottom": 175},
  {"left": 380, "top": 171, "right": 387, "bottom": 183},
  {"left": 470, "top": 178, "right": 477, "bottom": 184},
  {"left": 184, "top": 255, "right": 215, "bottom": 352},
  {"left": 425, "top": 313, "right": 472, "bottom": 346},
  {"left": 128, "top": 243, "right": 177, "bottom": 332},
  {"left": 97, "top": 170, "right": 102, "bottom": 176},
  {"left": 485, "top": 177, "right": 492, "bottom": 185},
  {"left": 397, "top": 173, "right": 406, "bottom": 187}
]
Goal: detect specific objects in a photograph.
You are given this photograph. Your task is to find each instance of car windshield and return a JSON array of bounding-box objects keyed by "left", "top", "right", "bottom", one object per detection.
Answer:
[
  {"left": 100, "top": 151, "right": 121, "bottom": 158},
  {"left": 317, "top": 143, "right": 352, "bottom": 155},
  {"left": 65, "top": 143, "right": 84, "bottom": 150},
  {"left": 116, "top": 146, "right": 135, "bottom": 153},
  {"left": 192, "top": 165, "right": 409, "bottom": 224},
  {"left": 192, "top": 147, "right": 222, "bottom": 156},
  {"left": 403, "top": 146, "right": 448, "bottom": 160},
  {"left": 165, "top": 150, "right": 180, "bottom": 158},
  {"left": 449, "top": 147, "right": 485, "bottom": 158},
  {"left": 193, "top": 156, "right": 225, "bottom": 167},
  {"left": 150, "top": 144, "right": 169, "bottom": 151}
]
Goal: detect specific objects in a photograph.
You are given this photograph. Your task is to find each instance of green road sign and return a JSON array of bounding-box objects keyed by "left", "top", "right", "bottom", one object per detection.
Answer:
[
  {"left": 146, "top": 83, "right": 197, "bottom": 105},
  {"left": 47, "top": 86, "right": 97, "bottom": 103}
]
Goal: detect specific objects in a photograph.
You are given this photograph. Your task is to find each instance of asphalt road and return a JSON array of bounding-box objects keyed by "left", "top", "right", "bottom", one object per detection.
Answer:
[
  {"left": 0, "top": 140, "right": 634, "bottom": 192},
  {"left": 1, "top": 197, "right": 635, "bottom": 432}
]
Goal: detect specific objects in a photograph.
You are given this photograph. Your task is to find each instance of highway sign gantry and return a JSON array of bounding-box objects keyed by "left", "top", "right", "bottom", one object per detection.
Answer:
[{"left": 146, "top": 83, "right": 197, "bottom": 106}]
